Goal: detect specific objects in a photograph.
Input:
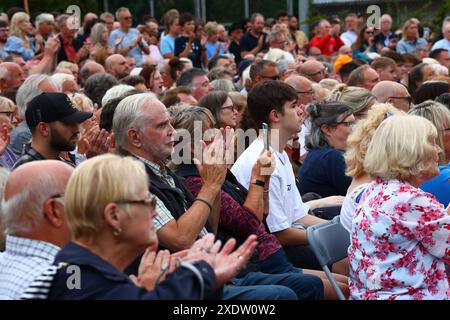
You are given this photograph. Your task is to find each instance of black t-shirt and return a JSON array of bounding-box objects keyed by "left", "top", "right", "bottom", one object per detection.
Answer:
[
  {"left": 229, "top": 41, "right": 242, "bottom": 65},
  {"left": 239, "top": 31, "right": 268, "bottom": 56},
  {"left": 174, "top": 36, "right": 202, "bottom": 68}
]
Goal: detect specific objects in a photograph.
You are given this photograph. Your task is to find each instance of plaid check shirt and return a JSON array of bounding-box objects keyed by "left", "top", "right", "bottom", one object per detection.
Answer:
[
  {"left": 134, "top": 155, "right": 208, "bottom": 237},
  {"left": 0, "top": 235, "right": 61, "bottom": 300}
]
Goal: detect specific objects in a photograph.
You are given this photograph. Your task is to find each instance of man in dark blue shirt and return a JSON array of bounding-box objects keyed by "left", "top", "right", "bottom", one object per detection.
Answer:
[{"left": 239, "top": 13, "right": 268, "bottom": 59}]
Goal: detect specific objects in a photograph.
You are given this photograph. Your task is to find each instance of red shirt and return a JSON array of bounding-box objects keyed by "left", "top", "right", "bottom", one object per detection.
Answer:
[
  {"left": 62, "top": 36, "right": 77, "bottom": 62},
  {"left": 309, "top": 34, "right": 344, "bottom": 56}
]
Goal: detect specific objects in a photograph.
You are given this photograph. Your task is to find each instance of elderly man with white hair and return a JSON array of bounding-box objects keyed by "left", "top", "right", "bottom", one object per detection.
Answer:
[
  {"left": 431, "top": 17, "right": 450, "bottom": 52},
  {"left": 50, "top": 73, "right": 79, "bottom": 93},
  {"left": 0, "top": 62, "right": 25, "bottom": 93},
  {"left": 0, "top": 160, "right": 74, "bottom": 300},
  {"left": 9, "top": 74, "right": 58, "bottom": 157}
]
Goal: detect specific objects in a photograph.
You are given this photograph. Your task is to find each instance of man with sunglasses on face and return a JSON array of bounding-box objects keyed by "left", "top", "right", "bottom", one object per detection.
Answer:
[{"left": 108, "top": 7, "right": 150, "bottom": 67}]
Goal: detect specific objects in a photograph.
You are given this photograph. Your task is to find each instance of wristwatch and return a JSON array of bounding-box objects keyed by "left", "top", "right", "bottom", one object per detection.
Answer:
[{"left": 251, "top": 179, "right": 266, "bottom": 188}]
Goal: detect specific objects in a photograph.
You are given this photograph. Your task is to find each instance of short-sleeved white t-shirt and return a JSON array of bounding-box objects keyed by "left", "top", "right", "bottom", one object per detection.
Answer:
[{"left": 231, "top": 138, "right": 310, "bottom": 233}]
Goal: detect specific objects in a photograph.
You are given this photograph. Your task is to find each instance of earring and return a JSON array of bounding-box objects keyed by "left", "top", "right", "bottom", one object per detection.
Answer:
[{"left": 113, "top": 227, "right": 122, "bottom": 236}]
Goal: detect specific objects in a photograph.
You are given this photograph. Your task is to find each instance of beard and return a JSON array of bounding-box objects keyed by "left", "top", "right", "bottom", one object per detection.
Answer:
[{"left": 50, "top": 132, "right": 77, "bottom": 152}]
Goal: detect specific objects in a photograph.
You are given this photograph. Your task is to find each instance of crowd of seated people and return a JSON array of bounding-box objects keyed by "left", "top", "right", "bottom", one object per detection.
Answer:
[{"left": 0, "top": 5, "right": 449, "bottom": 301}]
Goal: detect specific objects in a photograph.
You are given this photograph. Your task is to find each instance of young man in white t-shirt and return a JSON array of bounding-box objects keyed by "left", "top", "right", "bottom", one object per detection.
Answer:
[{"left": 232, "top": 80, "right": 341, "bottom": 269}]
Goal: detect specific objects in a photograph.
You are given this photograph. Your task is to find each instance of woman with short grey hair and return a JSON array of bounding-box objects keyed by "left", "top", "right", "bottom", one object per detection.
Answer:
[{"left": 298, "top": 101, "right": 355, "bottom": 197}]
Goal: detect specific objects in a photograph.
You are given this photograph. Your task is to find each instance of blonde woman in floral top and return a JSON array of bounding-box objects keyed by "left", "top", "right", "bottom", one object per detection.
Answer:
[{"left": 348, "top": 115, "right": 450, "bottom": 300}]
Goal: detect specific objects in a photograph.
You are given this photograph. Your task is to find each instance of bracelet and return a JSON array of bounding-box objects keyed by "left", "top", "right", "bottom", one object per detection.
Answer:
[
  {"left": 251, "top": 178, "right": 266, "bottom": 188},
  {"left": 194, "top": 198, "right": 213, "bottom": 212}
]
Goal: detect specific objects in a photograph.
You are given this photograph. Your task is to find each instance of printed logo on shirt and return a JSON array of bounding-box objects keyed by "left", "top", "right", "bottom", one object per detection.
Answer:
[{"left": 287, "top": 184, "right": 292, "bottom": 191}]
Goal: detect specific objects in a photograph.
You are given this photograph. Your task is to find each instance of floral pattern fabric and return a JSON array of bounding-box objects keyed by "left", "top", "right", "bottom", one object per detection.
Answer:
[{"left": 348, "top": 178, "right": 450, "bottom": 300}]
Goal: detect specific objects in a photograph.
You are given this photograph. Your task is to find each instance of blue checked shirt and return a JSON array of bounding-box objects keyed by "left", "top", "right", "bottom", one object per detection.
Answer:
[
  {"left": 0, "top": 235, "right": 60, "bottom": 300},
  {"left": 133, "top": 155, "right": 208, "bottom": 237}
]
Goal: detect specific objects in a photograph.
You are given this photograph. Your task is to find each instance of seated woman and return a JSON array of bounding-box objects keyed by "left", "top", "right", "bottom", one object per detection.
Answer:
[
  {"left": 341, "top": 103, "right": 404, "bottom": 233},
  {"left": 298, "top": 102, "right": 355, "bottom": 197},
  {"left": 5, "top": 12, "right": 40, "bottom": 61},
  {"left": 172, "top": 106, "right": 349, "bottom": 300},
  {"left": 348, "top": 115, "right": 450, "bottom": 300},
  {"left": 408, "top": 100, "right": 450, "bottom": 207},
  {"left": 198, "top": 91, "right": 239, "bottom": 129},
  {"left": 351, "top": 26, "right": 377, "bottom": 63},
  {"left": 22, "top": 154, "right": 257, "bottom": 300}
]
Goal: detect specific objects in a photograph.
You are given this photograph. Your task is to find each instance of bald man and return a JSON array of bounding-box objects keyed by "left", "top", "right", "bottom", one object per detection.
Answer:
[
  {"left": 299, "top": 60, "right": 327, "bottom": 83},
  {"left": 0, "top": 160, "right": 73, "bottom": 299},
  {"left": 372, "top": 80, "right": 412, "bottom": 111},
  {"left": 80, "top": 60, "right": 105, "bottom": 84},
  {"left": 0, "top": 62, "right": 26, "bottom": 92},
  {"left": 105, "top": 54, "right": 130, "bottom": 79}
]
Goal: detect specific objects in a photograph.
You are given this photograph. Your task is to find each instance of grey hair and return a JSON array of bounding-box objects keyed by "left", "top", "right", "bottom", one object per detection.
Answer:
[
  {"left": 276, "top": 59, "right": 289, "bottom": 74},
  {"left": 101, "top": 84, "right": 135, "bottom": 107},
  {"left": 0, "top": 66, "right": 10, "bottom": 80},
  {"left": 34, "top": 13, "right": 54, "bottom": 28},
  {"left": 250, "top": 13, "right": 263, "bottom": 23},
  {"left": 113, "top": 93, "right": 157, "bottom": 148},
  {"left": 16, "top": 74, "right": 56, "bottom": 118},
  {"left": 211, "top": 79, "right": 235, "bottom": 92},
  {"left": 51, "top": 73, "right": 75, "bottom": 92},
  {"left": 268, "top": 31, "right": 284, "bottom": 43},
  {"left": 56, "top": 14, "right": 70, "bottom": 28},
  {"left": 115, "top": 7, "right": 129, "bottom": 20},
  {"left": 90, "top": 22, "right": 107, "bottom": 45},
  {"left": 1, "top": 171, "right": 63, "bottom": 234}
]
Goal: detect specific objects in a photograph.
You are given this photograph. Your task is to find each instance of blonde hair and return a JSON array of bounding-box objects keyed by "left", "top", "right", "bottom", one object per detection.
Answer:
[
  {"left": 64, "top": 154, "right": 148, "bottom": 243},
  {"left": 312, "top": 83, "right": 330, "bottom": 102},
  {"left": 228, "top": 91, "right": 247, "bottom": 115},
  {"left": 9, "top": 12, "right": 30, "bottom": 44},
  {"left": 56, "top": 61, "right": 79, "bottom": 74},
  {"left": 363, "top": 115, "right": 438, "bottom": 180},
  {"left": 0, "top": 96, "right": 16, "bottom": 112},
  {"left": 401, "top": 19, "right": 418, "bottom": 40},
  {"left": 408, "top": 100, "right": 450, "bottom": 164},
  {"left": 204, "top": 21, "right": 219, "bottom": 36},
  {"left": 69, "top": 93, "right": 94, "bottom": 112},
  {"left": 345, "top": 103, "right": 404, "bottom": 177},
  {"left": 330, "top": 84, "right": 377, "bottom": 116}
]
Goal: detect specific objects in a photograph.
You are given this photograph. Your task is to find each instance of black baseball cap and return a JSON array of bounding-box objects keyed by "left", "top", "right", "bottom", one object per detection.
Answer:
[{"left": 26, "top": 92, "right": 93, "bottom": 128}]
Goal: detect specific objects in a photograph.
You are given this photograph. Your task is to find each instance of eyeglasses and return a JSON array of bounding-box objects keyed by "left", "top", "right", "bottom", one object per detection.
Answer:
[
  {"left": 365, "top": 31, "right": 374, "bottom": 34},
  {"left": 122, "top": 16, "right": 132, "bottom": 20},
  {"left": 262, "top": 75, "right": 280, "bottom": 81},
  {"left": 0, "top": 28, "right": 8, "bottom": 32},
  {"left": 307, "top": 67, "right": 326, "bottom": 77},
  {"left": 296, "top": 90, "right": 314, "bottom": 96},
  {"left": 0, "top": 111, "right": 14, "bottom": 121},
  {"left": 221, "top": 104, "right": 236, "bottom": 112},
  {"left": 116, "top": 194, "right": 156, "bottom": 210},
  {"left": 387, "top": 96, "right": 412, "bottom": 105},
  {"left": 334, "top": 120, "right": 355, "bottom": 127}
]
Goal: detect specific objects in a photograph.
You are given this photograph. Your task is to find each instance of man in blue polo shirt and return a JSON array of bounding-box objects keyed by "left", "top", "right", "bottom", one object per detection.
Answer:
[{"left": 108, "top": 7, "right": 149, "bottom": 67}]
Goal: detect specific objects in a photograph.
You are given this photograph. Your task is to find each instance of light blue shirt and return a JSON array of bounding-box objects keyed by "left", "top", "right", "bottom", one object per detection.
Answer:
[
  {"left": 160, "top": 34, "right": 176, "bottom": 56},
  {"left": 5, "top": 36, "right": 36, "bottom": 61},
  {"left": 205, "top": 41, "right": 225, "bottom": 62},
  {"left": 431, "top": 38, "right": 450, "bottom": 52},
  {"left": 0, "top": 235, "right": 60, "bottom": 300},
  {"left": 108, "top": 28, "right": 147, "bottom": 67},
  {"left": 396, "top": 38, "right": 427, "bottom": 54}
]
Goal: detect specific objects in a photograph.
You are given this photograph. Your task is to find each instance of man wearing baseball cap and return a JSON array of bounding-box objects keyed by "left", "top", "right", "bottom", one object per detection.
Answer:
[{"left": 13, "top": 92, "right": 93, "bottom": 169}]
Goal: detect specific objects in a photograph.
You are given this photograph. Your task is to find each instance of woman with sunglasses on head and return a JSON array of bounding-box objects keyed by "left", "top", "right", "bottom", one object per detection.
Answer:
[
  {"left": 351, "top": 26, "right": 377, "bottom": 63},
  {"left": 298, "top": 102, "right": 355, "bottom": 198}
]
